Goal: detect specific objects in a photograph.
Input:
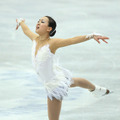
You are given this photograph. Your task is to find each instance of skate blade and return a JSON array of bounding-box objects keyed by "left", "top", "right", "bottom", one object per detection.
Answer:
[{"left": 102, "top": 91, "right": 114, "bottom": 96}]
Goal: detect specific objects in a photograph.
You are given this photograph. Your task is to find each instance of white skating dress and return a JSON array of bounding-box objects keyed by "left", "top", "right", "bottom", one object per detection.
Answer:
[{"left": 31, "top": 40, "right": 74, "bottom": 101}]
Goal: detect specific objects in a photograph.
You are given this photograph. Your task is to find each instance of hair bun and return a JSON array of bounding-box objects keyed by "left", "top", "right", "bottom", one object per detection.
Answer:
[{"left": 45, "top": 16, "right": 57, "bottom": 37}]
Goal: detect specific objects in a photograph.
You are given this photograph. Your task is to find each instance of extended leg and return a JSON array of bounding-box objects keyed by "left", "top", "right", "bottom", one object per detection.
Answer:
[
  {"left": 70, "top": 77, "right": 110, "bottom": 96},
  {"left": 70, "top": 77, "right": 95, "bottom": 91},
  {"left": 47, "top": 97, "right": 62, "bottom": 120}
]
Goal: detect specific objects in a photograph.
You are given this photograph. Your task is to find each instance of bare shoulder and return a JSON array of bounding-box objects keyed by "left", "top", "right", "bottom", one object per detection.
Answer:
[
  {"left": 50, "top": 38, "right": 64, "bottom": 45},
  {"left": 50, "top": 37, "right": 69, "bottom": 49},
  {"left": 51, "top": 38, "right": 64, "bottom": 41}
]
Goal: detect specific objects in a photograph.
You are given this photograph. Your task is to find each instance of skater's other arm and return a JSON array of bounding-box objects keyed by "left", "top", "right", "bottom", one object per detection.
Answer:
[
  {"left": 20, "top": 22, "right": 39, "bottom": 40},
  {"left": 16, "top": 19, "right": 39, "bottom": 41}
]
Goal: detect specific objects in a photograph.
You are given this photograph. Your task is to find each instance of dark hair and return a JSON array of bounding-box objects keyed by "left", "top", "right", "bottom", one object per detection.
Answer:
[{"left": 45, "top": 16, "right": 57, "bottom": 37}]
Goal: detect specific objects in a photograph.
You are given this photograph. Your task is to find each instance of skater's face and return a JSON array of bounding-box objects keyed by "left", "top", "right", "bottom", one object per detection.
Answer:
[{"left": 35, "top": 17, "right": 52, "bottom": 35}]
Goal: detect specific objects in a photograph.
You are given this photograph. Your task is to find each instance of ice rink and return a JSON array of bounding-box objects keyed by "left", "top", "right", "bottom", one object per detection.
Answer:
[{"left": 0, "top": 0, "right": 120, "bottom": 120}]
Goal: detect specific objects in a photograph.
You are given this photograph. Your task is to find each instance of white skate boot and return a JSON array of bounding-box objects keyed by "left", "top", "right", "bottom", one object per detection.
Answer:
[{"left": 90, "top": 85, "right": 110, "bottom": 97}]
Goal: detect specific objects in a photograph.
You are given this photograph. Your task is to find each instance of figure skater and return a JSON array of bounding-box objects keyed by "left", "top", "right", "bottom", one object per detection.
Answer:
[{"left": 16, "top": 16, "right": 110, "bottom": 120}]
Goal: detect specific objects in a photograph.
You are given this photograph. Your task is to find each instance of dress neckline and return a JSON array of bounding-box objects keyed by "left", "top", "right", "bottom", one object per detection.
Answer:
[{"left": 33, "top": 40, "right": 55, "bottom": 58}]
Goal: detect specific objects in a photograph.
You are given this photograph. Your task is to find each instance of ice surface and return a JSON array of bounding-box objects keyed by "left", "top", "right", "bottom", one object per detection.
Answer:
[{"left": 0, "top": 0, "right": 120, "bottom": 119}]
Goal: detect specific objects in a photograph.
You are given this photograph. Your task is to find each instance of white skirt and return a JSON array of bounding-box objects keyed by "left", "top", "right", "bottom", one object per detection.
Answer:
[{"left": 37, "top": 65, "right": 74, "bottom": 101}]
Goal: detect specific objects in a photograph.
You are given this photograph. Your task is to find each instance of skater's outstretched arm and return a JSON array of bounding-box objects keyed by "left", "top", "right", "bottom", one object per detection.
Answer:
[
  {"left": 16, "top": 18, "right": 39, "bottom": 41},
  {"left": 52, "top": 33, "right": 109, "bottom": 49}
]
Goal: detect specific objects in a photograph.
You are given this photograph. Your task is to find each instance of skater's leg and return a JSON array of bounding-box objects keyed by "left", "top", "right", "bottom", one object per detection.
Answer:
[
  {"left": 47, "top": 97, "right": 62, "bottom": 120},
  {"left": 70, "top": 77, "right": 110, "bottom": 96},
  {"left": 70, "top": 77, "right": 95, "bottom": 91}
]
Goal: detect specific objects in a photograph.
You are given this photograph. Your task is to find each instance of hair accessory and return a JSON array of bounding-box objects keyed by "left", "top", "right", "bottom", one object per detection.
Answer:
[{"left": 50, "top": 29, "right": 56, "bottom": 35}]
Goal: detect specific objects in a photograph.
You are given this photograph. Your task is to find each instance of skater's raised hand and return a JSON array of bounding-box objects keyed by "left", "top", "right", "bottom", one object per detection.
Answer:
[
  {"left": 93, "top": 35, "right": 109, "bottom": 44},
  {"left": 86, "top": 33, "right": 109, "bottom": 44},
  {"left": 16, "top": 18, "right": 25, "bottom": 30}
]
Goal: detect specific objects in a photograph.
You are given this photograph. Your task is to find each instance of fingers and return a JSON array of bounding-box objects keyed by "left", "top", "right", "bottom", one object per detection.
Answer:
[
  {"left": 103, "top": 36, "right": 109, "bottom": 39},
  {"left": 99, "top": 36, "right": 109, "bottom": 39},
  {"left": 94, "top": 38, "right": 100, "bottom": 44},
  {"left": 16, "top": 18, "right": 25, "bottom": 30},
  {"left": 102, "top": 39, "right": 108, "bottom": 44},
  {"left": 101, "top": 36, "right": 109, "bottom": 44},
  {"left": 16, "top": 19, "right": 18, "bottom": 30},
  {"left": 94, "top": 36, "right": 109, "bottom": 44},
  {"left": 96, "top": 39, "right": 100, "bottom": 44},
  {"left": 16, "top": 23, "right": 19, "bottom": 30},
  {"left": 16, "top": 25, "right": 18, "bottom": 30},
  {"left": 16, "top": 19, "right": 20, "bottom": 30},
  {"left": 94, "top": 36, "right": 100, "bottom": 44},
  {"left": 16, "top": 24, "right": 19, "bottom": 30}
]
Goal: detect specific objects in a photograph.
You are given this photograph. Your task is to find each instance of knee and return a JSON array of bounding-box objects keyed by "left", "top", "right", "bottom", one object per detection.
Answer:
[{"left": 70, "top": 78, "right": 80, "bottom": 87}]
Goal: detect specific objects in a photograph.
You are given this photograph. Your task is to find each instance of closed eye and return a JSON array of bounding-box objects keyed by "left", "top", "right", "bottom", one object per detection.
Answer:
[
  {"left": 41, "top": 20, "right": 45, "bottom": 23},
  {"left": 37, "top": 19, "right": 45, "bottom": 23}
]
